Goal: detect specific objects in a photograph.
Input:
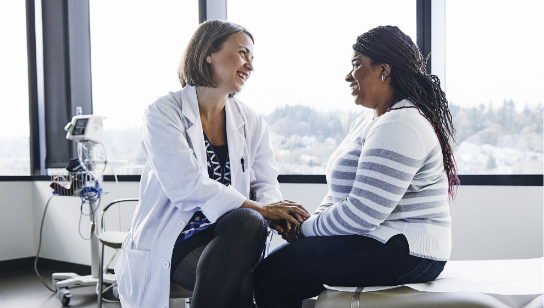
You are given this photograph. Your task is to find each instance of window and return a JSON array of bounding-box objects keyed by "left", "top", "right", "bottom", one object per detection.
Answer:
[
  {"left": 0, "top": 1, "right": 31, "bottom": 175},
  {"left": 228, "top": 0, "right": 417, "bottom": 174},
  {"left": 446, "top": 1, "right": 543, "bottom": 174},
  {"left": 89, "top": 0, "right": 198, "bottom": 175}
]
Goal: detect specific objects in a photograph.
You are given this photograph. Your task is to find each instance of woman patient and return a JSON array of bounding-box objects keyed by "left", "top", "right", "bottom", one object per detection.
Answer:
[{"left": 254, "top": 25, "right": 460, "bottom": 308}]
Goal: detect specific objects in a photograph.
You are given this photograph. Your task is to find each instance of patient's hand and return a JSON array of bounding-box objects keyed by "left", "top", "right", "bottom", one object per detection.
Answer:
[
  {"left": 270, "top": 219, "right": 300, "bottom": 243},
  {"left": 281, "top": 228, "right": 297, "bottom": 243},
  {"left": 270, "top": 219, "right": 292, "bottom": 235},
  {"left": 269, "top": 220, "right": 283, "bottom": 234},
  {"left": 270, "top": 214, "right": 306, "bottom": 233}
]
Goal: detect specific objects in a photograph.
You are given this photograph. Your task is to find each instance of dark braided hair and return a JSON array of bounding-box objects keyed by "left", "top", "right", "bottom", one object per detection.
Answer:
[{"left": 353, "top": 25, "right": 460, "bottom": 199}]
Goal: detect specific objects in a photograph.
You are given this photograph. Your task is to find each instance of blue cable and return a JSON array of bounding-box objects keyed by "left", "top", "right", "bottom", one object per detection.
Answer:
[{"left": 78, "top": 175, "right": 102, "bottom": 240}]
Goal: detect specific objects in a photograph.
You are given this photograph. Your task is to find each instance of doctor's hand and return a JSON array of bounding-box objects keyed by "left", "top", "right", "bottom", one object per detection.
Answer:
[
  {"left": 242, "top": 199, "right": 309, "bottom": 228},
  {"left": 262, "top": 200, "right": 310, "bottom": 227},
  {"left": 270, "top": 219, "right": 295, "bottom": 234},
  {"left": 270, "top": 219, "right": 296, "bottom": 235},
  {"left": 269, "top": 211, "right": 309, "bottom": 235}
]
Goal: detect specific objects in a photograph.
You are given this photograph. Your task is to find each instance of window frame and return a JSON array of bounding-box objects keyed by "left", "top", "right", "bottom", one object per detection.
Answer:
[
  {"left": 26, "top": 0, "right": 42, "bottom": 175},
  {"left": 7, "top": 0, "right": 540, "bottom": 186}
]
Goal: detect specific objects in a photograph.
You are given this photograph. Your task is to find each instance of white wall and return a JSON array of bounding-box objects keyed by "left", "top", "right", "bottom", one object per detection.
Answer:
[
  {"left": 0, "top": 182, "right": 35, "bottom": 261},
  {"left": 29, "top": 181, "right": 139, "bottom": 267},
  {"left": 450, "top": 185, "right": 543, "bottom": 260},
  {"left": 0, "top": 181, "right": 542, "bottom": 266}
]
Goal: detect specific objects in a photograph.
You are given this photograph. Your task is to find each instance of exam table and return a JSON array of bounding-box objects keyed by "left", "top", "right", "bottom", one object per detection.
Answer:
[
  {"left": 315, "top": 258, "right": 543, "bottom": 308},
  {"left": 316, "top": 287, "right": 542, "bottom": 308}
]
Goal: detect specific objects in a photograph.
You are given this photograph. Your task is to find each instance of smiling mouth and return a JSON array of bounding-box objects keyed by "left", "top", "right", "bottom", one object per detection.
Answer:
[
  {"left": 350, "top": 83, "right": 358, "bottom": 93},
  {"left": 237, "top": 72, "right": 248, "bottom": 81}
]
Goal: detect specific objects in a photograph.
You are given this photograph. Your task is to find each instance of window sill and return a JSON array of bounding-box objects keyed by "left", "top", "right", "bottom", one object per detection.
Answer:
[{"left": 0, "top": 174, "right": 541, "bottom": 186}]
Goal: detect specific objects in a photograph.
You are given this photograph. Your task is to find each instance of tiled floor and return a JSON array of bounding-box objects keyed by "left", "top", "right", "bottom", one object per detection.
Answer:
[{"left": 0, "top": 267, "right": 120, "bottom": 308}]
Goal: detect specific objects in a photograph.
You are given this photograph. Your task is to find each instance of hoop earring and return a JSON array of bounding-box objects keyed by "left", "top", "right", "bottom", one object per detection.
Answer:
[{"left": 381, "top": 75, "right": 385, "bottom": 81}]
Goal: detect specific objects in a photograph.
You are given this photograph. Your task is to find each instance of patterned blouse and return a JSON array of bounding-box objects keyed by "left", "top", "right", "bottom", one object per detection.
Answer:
[{"left": 173, "top": 133, "right": 230, "bottom": 247}]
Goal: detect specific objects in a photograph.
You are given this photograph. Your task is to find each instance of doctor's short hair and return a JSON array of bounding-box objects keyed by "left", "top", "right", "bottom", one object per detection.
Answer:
[{"left": 178, "top": 20, "right": 254, "bottom": 89}]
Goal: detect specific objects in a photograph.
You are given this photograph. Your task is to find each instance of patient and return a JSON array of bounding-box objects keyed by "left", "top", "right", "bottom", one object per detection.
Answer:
[{"left": 253, "top": 25, "right": 460, "bottom": 308}]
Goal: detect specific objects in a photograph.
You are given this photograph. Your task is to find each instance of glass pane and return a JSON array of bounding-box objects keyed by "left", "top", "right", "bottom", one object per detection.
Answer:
[
  {"left": 90, "top": 0, "right": 198, "bottom": 175},
  {"left": 447, "top": 1, "right": 543, "bottom": 174},
  {"left": 228, "top": 0, "right": 416, "bottom": 174},
  {"left": 0, "top": 1, "right": 30, "bottom": 175}
]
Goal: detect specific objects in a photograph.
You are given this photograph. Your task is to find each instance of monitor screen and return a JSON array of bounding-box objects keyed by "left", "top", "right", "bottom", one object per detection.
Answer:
[{"left": 75, "top": 119, "right": 88, "bottom": 128}]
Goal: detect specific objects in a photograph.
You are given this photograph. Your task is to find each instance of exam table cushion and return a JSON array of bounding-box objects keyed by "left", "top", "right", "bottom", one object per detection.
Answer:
[
  {"left": 98, "top": 231, "right": 128, "bottom": 249},
  {"left": 315, "top": 287, "right": 543, "bottom": 308},
  {"left": 318, "top": 258, "right": 543, "bottom": 308}
]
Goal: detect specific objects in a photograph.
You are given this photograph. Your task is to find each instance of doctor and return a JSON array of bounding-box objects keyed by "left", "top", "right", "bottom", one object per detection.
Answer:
[{"left": 115, "top": 20, "right": 309, "bottom": 308}]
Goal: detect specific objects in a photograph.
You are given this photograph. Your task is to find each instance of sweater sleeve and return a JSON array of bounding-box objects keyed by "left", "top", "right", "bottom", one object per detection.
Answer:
[
  {"left": 313, "top": 190, "right": 333, "bottom": 215},
  {"left": 301, "top": 120, "right": 426, "bottom": 237}
]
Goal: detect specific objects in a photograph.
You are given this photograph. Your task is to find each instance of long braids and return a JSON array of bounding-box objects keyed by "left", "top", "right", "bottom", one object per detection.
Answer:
[{"left": 353, "top": 26, "right": 460, "bottom": 199}]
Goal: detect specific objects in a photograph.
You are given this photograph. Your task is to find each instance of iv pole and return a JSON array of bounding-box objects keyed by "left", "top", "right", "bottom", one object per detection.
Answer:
[{"left": 51, "top": 112, "right": 115, "bottom": 306}]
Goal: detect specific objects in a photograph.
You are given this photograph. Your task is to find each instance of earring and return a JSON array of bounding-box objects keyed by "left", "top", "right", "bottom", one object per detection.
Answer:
[{"left": 381, "top": 75, "right": 385, "bottom": 81}]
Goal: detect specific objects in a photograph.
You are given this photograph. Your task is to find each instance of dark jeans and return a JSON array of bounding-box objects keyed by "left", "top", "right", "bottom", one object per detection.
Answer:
[{"left": 253, "top": 234, "right": 446, "bottom": 308}]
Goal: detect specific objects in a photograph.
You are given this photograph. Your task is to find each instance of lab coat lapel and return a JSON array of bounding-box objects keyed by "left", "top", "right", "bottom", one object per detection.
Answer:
[
  {"left": 226, "top": 99, "right": 247, "bottom": 190},
  {"left": 180, "top": 87, "right": 207, "bottom": 171}
]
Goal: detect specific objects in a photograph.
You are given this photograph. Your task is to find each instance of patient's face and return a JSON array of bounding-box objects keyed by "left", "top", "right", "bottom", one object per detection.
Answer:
[
  {"left": 207, "top": 33, "right": 254, "bottom": 94},
  {"left": 346, "top": 51, "right": 384, "bottom": 108}
]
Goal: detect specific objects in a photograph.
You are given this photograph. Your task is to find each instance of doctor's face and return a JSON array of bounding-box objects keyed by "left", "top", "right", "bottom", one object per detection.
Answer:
[{"left": 207, "top": 33, "right": 254, "bottom": 94}]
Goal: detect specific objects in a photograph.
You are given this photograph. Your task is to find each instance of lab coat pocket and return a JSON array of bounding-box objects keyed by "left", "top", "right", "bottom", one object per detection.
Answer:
[
  {"left": 114, "top": 233, "right": 131, "bottom": 281},
  {"left": 118, "top": 249, "right": 151, "bottom": 307}
]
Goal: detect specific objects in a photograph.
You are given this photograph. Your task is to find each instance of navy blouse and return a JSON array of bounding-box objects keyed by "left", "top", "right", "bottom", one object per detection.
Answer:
[{"left": 173, "top": 133, "right": 230, "bottom": 247}]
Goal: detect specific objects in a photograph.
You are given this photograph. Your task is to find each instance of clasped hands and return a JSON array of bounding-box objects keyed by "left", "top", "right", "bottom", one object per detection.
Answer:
[
  {"left": 245, "top": 198, "right": 309, "bottom": 243},
  {"left": 264, "top": 199, "right": 309, "bottom": 243}
]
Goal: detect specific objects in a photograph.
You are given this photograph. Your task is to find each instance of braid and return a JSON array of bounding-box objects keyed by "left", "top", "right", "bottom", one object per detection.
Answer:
[{"left": 353, "top": 26, "right": 460, "bottom": 199}]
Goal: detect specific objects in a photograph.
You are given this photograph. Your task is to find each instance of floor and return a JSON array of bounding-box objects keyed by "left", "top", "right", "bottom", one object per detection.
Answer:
[
  {"left": 0, "top": 267, "right": 120, "bottom": 308},
  {"left": 0, "top": 267, "right": 316, "bottom": 308}
]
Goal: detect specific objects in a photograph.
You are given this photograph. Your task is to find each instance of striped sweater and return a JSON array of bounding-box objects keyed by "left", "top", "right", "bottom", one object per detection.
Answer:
[{"left": 301, "top": 99, "right": 452, "bottom": 261}]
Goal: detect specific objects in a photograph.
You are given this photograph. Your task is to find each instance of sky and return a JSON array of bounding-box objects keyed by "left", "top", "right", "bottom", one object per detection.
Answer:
[
  {"left": 445, "top": 0, "right": 544, "bottom": 109},
  {"left": 228, "top": 0, "right": 417, "bottom": 115},
  {"left": 1, "top": 0, "right": 543, "bottom": 139},
  {"left": 0, "top": 1, "right": 30, "bottom": 139}
]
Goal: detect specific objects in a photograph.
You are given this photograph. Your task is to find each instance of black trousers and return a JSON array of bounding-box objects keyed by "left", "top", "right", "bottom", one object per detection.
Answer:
[
  {"left": 170, "top": 208, "right": 268, "bottom": 308},
  {"left": 253, "top": 234, "right": 446, "bottom": 308}
]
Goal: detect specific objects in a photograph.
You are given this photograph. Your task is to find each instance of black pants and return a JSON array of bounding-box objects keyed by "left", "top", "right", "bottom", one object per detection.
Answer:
[
  {"left": 253, "top": 234, "right": 446, "bottom": 308},
  {"left": 170, "top": 208, "right": 268, "bottom": 308}
]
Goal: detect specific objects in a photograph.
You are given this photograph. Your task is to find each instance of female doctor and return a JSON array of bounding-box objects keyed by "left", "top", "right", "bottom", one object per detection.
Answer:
[{"left": 115, "top": 20, "right": 309, "bottom": 308}]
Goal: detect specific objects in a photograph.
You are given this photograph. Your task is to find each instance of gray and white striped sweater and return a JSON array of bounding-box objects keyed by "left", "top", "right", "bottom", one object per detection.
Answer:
[{"left": 301, "top": 100, "right": 452, "bottom": 261}]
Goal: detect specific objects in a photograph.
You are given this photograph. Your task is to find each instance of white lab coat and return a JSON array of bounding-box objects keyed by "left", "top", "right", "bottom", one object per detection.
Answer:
[{"left": 114, "top": 86, "right": 282, "bottom": 308}]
